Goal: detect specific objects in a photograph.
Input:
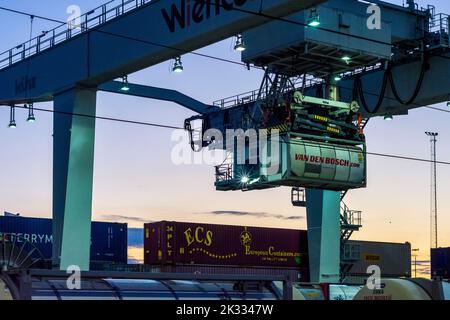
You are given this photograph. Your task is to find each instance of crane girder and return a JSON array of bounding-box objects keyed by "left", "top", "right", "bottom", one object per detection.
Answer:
[
  {"left": 196, "top": 52, "right": 450, "bottom": 140},
  {"left": 0, "top": 0, "right": 448, "bottom": 277},
  {"left": 305, "top": 53, "right": 450, "bottom": 118},
  {"left": 0, "top": 0, "right": 326, "bottom": 105}
]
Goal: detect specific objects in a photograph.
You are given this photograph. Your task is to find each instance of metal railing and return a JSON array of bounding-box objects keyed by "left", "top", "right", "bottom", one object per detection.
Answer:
[
  {"left": 212, "top": 76, "right": 323, "bottom": 109},
  {"left": 211, "top": 62, "right": 383, "bottom": 110},
  {"left": 0, "top": 0, "right": 152, "bottom": 70},
  {"left": 430, "top": 13, "right": 450, "bottom": 33},
  {"left": 341, "top": 202, "right": 362, "bottom": 228},
  {"left": 215, "top": 163, "right": 233, "bottom": 182},
  {"left": 291, "top": 188, "right": 306, "bottom": 207},
  {"left": 429, "top": 13, "right": 450, "bottom": 47}
]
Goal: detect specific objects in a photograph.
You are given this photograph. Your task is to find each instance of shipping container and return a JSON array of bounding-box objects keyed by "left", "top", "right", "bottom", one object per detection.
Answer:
[
  {"left": 431, "top": 247, "right": 450, "bottom": 279},
  {"left": 157, "top": 264, "right": 303, "bottom": 281},
  {"left": 0, "top": 215, "right": 127, "bottom": 263},
  {"left": 342, "top": 240, "right": 411, "bottom": 284},
  {"left": 144, "top": 221, "right": 411, "bottom": 284},
  {"left": 258, "top": 138, "right": 366, "bottom": 191},
  {"left": 144, "top": 221, "right": 308, "bottom": 271}
]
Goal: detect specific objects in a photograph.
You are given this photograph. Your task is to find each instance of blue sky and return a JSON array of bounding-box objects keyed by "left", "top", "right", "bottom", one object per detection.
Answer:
[{"left": 0, "top": 0, "right": 450, "bottom": 270}]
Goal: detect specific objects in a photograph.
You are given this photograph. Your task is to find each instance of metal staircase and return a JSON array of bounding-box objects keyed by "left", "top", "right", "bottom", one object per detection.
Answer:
[
  {"left": 340, "top": 202, "right": 362, "bottom": 242},
  {"left": 339, "top": 202, "right": 362, "bottom": 282}
]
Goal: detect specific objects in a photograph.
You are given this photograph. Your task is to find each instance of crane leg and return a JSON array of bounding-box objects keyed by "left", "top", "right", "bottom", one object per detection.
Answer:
[
  {"left": 305, "top": 189, "right": 341, "bottom": 283},
  {"left": 52, "top": 88, "right": 97, "bottom": 271}
]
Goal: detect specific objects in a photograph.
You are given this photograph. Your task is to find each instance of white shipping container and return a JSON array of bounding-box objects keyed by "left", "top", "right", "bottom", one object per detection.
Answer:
[
  {"left": 260, "top": 137, "right": 366, "bottom": 191},
  {"left": 343, "top": 240, "right": 411, "bottom": 284}
]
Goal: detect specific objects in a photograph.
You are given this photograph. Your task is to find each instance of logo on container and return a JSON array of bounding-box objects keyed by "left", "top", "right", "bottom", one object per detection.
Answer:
[
  {"left": 240, "top": 228, "right": 252, "bottom": 246},
  {"left": 184, "top": 226, "right": 213, "bottom": 247}
]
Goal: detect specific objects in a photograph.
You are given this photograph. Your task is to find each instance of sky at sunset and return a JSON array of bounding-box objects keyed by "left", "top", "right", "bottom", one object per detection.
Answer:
[{"left": 1, "top": 0, "right": 449, "bottom": 277}]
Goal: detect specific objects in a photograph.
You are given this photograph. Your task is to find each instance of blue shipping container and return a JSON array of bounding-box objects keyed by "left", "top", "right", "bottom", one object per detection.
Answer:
[
  {"left": 0, "top": 215, "right": 127, "bottom": 263},
  {"left": 431, "top": 247, "right": 450, "bottom": 279}
]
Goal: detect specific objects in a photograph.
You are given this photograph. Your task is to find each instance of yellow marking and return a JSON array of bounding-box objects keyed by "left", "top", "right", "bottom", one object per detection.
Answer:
[
  {"left": 314, "top": 115, "right": 328, "bottom": 122},
  {"left": 363, "top": 254, "right": 381, "bottom": 262},
  {"left": 264, "top": 124, "right": 289, "bottom": 134},
  {"left": 189, "top": 247, "right": 236, "bottom": 260},
  {"left": 326, "top": 126, "right": 340, "bottom": 134}
]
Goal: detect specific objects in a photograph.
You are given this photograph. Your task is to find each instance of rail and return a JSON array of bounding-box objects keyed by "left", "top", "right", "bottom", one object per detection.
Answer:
[
  {"left": 215, "top": 163, "right": 233, "bottom": 182},
  {"left": 341, "top": 202, "right": 362, "bottom": 228},
  {"left": 291, "top": 188, "right": 306, "bottom": 207},
  {"left": 212, "top": 62, "right": 383, "bottom": 110},
  {"left": 213, "top": 76, "right": 324, "bottom": 109},
  {"left": 0, "top": 0, "right": 153, "bottom": 70},
  {"left": 429, "top": 13, "right": 450, "bottom": 47},
  {"left": 430, "top": 13, "right": 450, "bottom": 34}
]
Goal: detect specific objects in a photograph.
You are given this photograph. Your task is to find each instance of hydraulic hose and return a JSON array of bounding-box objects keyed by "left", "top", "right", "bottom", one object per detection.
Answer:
[
  {"left": 355, "top": 51, "right": 429, "bottom": 113},
  {"left": 355, "top": 67, "right": 390, "bottom": 114},
  {"left": 388, "top": 55, "right": 429, "bottom": 105}
]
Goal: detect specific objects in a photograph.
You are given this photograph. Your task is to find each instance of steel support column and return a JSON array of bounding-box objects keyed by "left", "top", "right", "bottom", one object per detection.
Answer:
[
  {"left": 52, "top": 88, "right": 97, "bottom": 271},
  {"left": 305, "top": 189, "right": 341, "bottom": 283}
]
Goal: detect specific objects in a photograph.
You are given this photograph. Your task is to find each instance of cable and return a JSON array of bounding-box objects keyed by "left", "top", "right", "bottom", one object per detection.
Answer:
[
  {"left": 0, "top": 6, "right": 64, "bottom": 24},
  {"left": 337, "top": 80, "right": 450, "bottom": 115},
  {"left": 0, "top": 6, "right": 260, "bottom": 70},
  {"left": 275, "top": 135, "right": 450, "bottom": 166},
  {"left": 355, "top": 68, "right": 390, "bottom": 114},
  {"left": 196, "top": 0, "right": 394, "bottom": 47},
  {"left": 2, "top": 104, "right": 185, "bottom": 131},
  {"left": 28, "top": 15, "right": 34, "bottom": 43},
  {"left": 0, "top": 6, "right": 449, "bottom": 119},
  {"left": 95, "top": 28, "right": 261, "bottom": 69},
  {"left": 2, "top": 3, "right": 448, "bottom": 117},
  {"left": 0, "top": 0, "right": 395, "bottom": 55},
  {"left": 4, "top": 104, "right": 450, "bottom": 166},
  {"left": 366, "top": 151, "right": 450, "bottom": 166},
  {"left": 425, "top": 106, "right": 450, "bottom": 113},
  {"left": 388, "top": 54, "right": 429, "bottom": 105}
]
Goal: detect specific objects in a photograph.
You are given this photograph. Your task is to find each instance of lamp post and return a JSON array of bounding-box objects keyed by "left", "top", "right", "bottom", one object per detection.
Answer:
[
  {"left": 412, "top": 248, "right": 420, "bottom": 278},
  {"left": 425, "top": 132, "right": 438, "bottom": 249}
]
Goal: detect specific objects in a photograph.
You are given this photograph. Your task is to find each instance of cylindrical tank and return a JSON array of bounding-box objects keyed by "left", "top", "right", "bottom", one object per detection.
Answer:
[
  {"left": 260, "top": 137, "right": 366, "bottom": 190},
  {"left": 0, "top": 271, "right": 289, "bottom": 301},
  {"left": 353, "top": 279, "right": 432, "bottom": 300},
  {"left": 328, "top": 284, "right": 364, "bottom": 300}
]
